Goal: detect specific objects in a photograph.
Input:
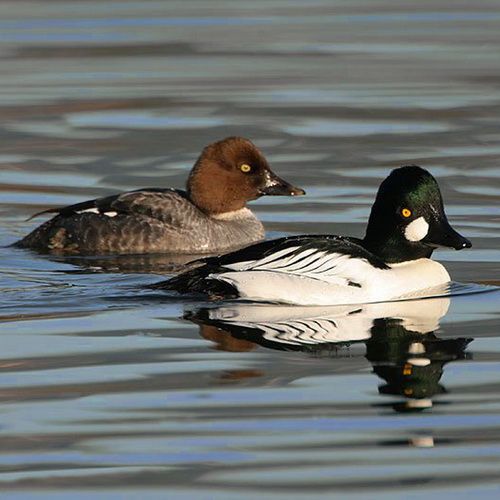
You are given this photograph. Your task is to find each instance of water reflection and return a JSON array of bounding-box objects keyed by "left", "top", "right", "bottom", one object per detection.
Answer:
[
  {"left": 42, "top": 252, "right": 209, "bottom": 274},
  {"left": 188, "top": 297, "right": 471, "bottom": 413},
  {"left": 367, "top": 321, "right": 471, "bottom": 413}
]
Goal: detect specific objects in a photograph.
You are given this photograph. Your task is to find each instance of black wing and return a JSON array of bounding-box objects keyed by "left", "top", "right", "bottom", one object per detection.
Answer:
[{"left": 200, "top": 234, "right": 388, "bottom": 270}]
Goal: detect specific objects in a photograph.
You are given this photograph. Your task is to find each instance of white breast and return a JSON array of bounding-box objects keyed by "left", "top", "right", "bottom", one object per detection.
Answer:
[{"left": 382, "top": 258, "right": 451, "bottom": 300}]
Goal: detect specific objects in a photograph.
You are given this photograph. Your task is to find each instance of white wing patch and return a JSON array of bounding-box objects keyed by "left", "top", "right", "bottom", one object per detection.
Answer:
[
  {"left": 223, "top": 246, "right": 372, "bottom": 287},
  {"left": 78, "top": 208, "right": 100, "bottom": 214},
  {"left": 76, "top": 208, "right": 118, "bottom": 217}
]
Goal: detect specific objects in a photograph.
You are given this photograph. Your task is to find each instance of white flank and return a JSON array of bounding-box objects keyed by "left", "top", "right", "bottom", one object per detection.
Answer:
[
  {"left": 404, "top": 216, "right": 429, "bottom": 242},
  {"left": 212, "top": 270, "right": 366, "bottom": 305},
  {"left": 211, "top": 207, "right": 254, "bottom": 221},
  {"left": 211, "top": 256, "right": 451, "bottom": 306},
  {"left": 104, "top": 211, "right": 118, "bottom": 217}
]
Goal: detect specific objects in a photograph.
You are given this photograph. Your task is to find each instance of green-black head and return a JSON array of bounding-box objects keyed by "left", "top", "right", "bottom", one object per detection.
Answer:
[{"left": 363, "top": 166, "right": 471, "bottom": 263}]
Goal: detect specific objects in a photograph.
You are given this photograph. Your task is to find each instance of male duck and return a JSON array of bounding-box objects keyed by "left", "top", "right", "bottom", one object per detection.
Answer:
[
  {"left": 15, "top": 137, "right": 304, "bottom": 255},
  {"left": 158, "top": 166, "right": 471, "bottom": 305}
]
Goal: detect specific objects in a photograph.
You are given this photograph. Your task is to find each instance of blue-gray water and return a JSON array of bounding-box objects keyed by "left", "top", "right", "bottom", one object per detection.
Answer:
[{"left": 1, "top": 1, "right": 500, "bottom": 498}]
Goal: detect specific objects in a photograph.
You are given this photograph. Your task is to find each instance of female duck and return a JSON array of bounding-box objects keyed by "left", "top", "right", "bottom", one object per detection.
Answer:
[
  {"left": 15, "top": 137, "right": 304, "bottom": 255},
  {"left": 160, "top": 166, "right": 471, "bottom": 305}
]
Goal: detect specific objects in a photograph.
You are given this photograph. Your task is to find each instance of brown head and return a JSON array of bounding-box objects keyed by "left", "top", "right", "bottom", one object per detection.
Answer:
[{"left": 186, "top": 137, "right": 305, "bottom": 215}]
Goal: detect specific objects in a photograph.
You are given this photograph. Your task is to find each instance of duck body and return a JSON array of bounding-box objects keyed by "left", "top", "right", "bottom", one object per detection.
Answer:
[
  {"left": 159, "top": 166, "right": 471, "bottom": 305},
  {"left": 161, "top": 235, "right": 451, "bottom": 305},
  {"left": 16, "top": 188, "right": 265, "bottom": 254},
  {"left": 15, "top": 137, "right": 304, "bottom": 255}
]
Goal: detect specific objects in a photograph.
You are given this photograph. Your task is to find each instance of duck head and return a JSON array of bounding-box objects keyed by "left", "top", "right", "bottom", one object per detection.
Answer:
[
  {"left": 363, "top": 166, "right": 471, "bottom": 263},
  {"left": 187, "top": 137, "right": 305, "bottom": 216}
]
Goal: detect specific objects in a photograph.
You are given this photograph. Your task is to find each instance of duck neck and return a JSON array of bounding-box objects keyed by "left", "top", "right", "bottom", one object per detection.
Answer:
[
  {"left": 187, "top": 163, "right": 247, "bottom": 216},
  {"left": 363, "top": 228, "right": 433, "bottom": 264},
  {"left": 188, "top": 185, "right": 247, "bottom": 216}
]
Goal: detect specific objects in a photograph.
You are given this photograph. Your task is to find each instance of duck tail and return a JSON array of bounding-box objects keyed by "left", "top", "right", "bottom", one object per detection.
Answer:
[
  {"left": 149, "top": 265, "right": 212, "bottom": 294},
  {"left": 147, "top": 263, "right": 238, "bottom": 299}
]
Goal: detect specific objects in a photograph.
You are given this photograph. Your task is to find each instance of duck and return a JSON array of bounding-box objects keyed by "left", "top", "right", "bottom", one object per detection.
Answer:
[
  {"left": 157, "top": 166, "right": 472, "bottom": 305},
  {"left": 14, "top": 136, "right": 305, "bottom": 255}
]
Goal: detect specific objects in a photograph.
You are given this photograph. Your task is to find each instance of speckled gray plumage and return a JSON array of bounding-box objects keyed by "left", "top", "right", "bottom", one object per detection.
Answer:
[{"left": 15, "top": 189, "right": 265, "bottom": 254}]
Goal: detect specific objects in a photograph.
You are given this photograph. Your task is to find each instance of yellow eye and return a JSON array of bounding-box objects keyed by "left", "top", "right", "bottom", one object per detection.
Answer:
[
  {"left": 240, "top": 164, "right": 252, "bottom": 173},
  {"left": 401, "top": 208, "right": 412, "bottom": 218}
]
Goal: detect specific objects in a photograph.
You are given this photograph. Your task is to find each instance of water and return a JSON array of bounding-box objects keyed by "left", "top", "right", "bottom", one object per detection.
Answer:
[{"left": 1, "top": 1, "right": 500, "bottom": 497}]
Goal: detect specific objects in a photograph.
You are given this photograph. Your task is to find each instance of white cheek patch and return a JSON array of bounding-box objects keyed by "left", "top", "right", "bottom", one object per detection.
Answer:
[{"left": 404, "top": 216, "right": 429, "bottom": 242}]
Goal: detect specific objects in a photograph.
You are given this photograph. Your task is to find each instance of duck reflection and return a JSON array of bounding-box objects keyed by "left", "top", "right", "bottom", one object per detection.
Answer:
[
  {"left": 366, "top": 318, "right": 471, "bottom": 412},
  {"left": 187, "top": 297, "right": 471, "bottom": 412}
]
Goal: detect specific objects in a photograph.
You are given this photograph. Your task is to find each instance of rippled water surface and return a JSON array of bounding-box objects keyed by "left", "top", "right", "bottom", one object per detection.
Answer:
[{"left": 1, "top": 1, "right": 500, "bottom": 498}]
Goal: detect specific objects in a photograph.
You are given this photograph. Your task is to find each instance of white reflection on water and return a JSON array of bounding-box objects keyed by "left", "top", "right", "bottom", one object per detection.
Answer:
[
  {"left": 190, "top": 283, "right": 497, "bottom": 348},
  {"left": 192, "top": 295, "right": 452, "bottom": 346},
  {"left": 186, "top": 291, "right": 497, "bottom": 416}
]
